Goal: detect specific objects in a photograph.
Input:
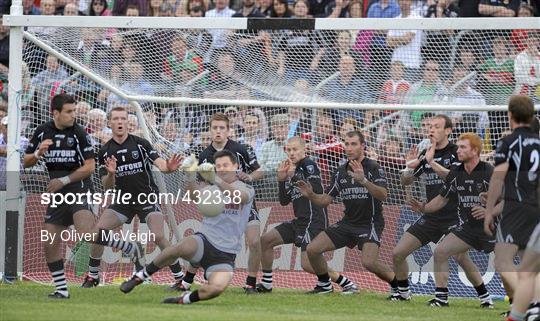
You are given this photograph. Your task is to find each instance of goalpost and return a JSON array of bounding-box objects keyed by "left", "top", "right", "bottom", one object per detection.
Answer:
[{"left": 3, "top": 7, "right": 540, "bottom": 297}]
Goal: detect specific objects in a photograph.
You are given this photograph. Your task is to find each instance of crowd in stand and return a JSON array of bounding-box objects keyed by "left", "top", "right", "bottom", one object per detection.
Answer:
[{"left": 0, "top": 0, "right": 539, "bottom": 199}]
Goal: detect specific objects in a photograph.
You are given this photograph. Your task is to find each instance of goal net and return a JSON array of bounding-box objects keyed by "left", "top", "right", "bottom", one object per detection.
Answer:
[{"left": 6, "top": 15, "right": 540, "bottom": 297}]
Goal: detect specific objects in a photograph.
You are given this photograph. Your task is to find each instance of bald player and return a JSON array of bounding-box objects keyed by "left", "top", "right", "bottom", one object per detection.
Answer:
[{"left": 258, "top": 137, "right": 359, "bottom": 294}]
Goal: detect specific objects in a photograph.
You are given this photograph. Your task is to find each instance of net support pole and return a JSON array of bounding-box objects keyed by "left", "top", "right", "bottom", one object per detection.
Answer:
[
  {"left": 128, "top": 101, "right": 183, "bottom": 245},
  {"left": 4, "top": 0, "right": 24, "bottom": 281}
]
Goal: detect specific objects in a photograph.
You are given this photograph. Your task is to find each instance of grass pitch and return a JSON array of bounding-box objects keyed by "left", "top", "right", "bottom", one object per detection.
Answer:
[{"left": 0, "top": 281, "right": 507, "bottom": 321}]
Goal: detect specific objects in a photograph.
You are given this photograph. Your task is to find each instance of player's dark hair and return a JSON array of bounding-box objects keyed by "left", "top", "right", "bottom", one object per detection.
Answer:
[
  {"left": 508, "top": 95, "right": 534, "bottom": 124},
  {"left": 345, "top": 130, "right": 365, "bottom": 144},
  {"left": 214, "top": 149, "right": 237, "bottom": 164},
  {"left": 51, "top": 93, "right": 76, "bottom": 113},
  {"left": 210, "top": 112, "right": 230, "bottom": 129},
  {"left": 433, "top": 114, "right": 453, "bottom": 129},
  {"left": 108, "top": 106, "right": 128, "bottom": 120}
]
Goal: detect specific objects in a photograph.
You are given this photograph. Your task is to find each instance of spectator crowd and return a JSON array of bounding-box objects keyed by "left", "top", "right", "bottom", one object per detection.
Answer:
[{"left": 0, "top": 0, "right": 539, "bottom": 200}]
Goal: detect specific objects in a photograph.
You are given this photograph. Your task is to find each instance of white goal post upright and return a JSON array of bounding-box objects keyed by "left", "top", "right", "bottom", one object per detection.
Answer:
[
  {"left": 3, "top": 13, "right": 540, "bottom": 295},
  {"left": 3, "top": 0, "right": 24, "bottom": 281}
]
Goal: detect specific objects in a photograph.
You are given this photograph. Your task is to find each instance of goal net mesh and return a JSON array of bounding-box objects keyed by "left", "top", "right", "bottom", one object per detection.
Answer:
[{"left": 14, "top": 22, "right": 540, "bottom": 297}]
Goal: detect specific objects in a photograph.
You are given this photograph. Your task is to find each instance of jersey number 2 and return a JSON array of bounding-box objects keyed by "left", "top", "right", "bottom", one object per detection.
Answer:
[{"left": 530, "top": 150, "right": 539, "bottom": 182}]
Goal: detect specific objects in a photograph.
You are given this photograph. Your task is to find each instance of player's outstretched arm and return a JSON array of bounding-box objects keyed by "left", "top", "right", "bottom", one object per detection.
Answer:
[
  {"left": 295, "top": 180, "right": 334, "bottom": 208},
  {"left": 348, "top": 160, "right": 387, "bottom": 201},
  {"left": 484, "top": 162, "right": 508, "bottom": 236},
  {"left": 214, "top": 177, "right": 253, "bottom": 205},
  {"left": 101, "top": 156, "right": 117, "bottom": 190},
  {"left": 237, "top": 168, "right": 265, "bottom": 183},
  {"left": 407, "top": 195, "right": 448, "bottom": 214},
  {"left": 277, "top": 159, "right": 292, "bottom": 206},
  {"left": 153, "top": 154, "right": 183, "bottom": 173},
  {"left": 401, "top": 145, "right": 420, "bottom": 186},
  {"left": 66, "top": 158, "right": 96, "bottom": 183}
]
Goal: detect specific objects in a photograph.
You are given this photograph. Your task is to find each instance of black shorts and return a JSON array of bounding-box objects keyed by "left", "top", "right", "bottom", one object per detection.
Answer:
[
  {"left": 248, "top": 200, "right": 260, "bottom": 224},
  {"left": 275, "top": 218, "right": 327, "bottom": 251},
  {"left": 44, "top": 199, "right": 94, "bottom": 227},
  {"left": 325, "top": 219, "right": 384, "bottom": 250},
  {"left": 108, "top": 203, "right": 161, "bottom": 224},
  {"left": 407, "top": 215, "right": 461, "bottom": 246},
  {"left": 190, "top": 233, "right": 236, "bottom": 279},
  {"left": 497, "top": 207, "right": 540, "bottom": 250},
  {"left": 452, "top": 222, "right": 495, "bottom": 254}
]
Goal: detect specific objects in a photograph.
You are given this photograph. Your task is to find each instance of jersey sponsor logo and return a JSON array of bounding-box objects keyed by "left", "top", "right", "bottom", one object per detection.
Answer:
[
  {"left": 67, "top": 137, "right": 74, "bottom": 147},
  {"left": 132, "top": 151, "right": 139, "bottom": 159}
]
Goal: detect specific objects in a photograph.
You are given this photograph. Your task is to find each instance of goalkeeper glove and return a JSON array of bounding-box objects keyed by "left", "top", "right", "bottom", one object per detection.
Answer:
[
  {"left": 181, "top": 154, "right": 199, "bottom": 181},
  {"left": 198, "top": 163, "right": 216, "bottom": 183}
]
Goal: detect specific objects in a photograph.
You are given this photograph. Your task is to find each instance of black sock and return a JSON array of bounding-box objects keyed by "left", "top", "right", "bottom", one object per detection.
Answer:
[
  {"left": 389, "top": 277, "right": 398, "bottom": 290},
  {"left": 169, "top": 260, "right": 184, "bottom": 281},
  {"left": 435, "top": 287, "right": 449, "bottom": 302},
  {"left": 48, "top": 260, "right": 68, "bottom": 295},
  {"left": 88, "top": 256, "right": 101, "bottom": 279},
  {"left": 474, "top": 283, "right": 490, "bottom": 301},
  {"left": 397, "top": 279, "right": 410, "bottom": 293},
  {"left": 141, "top": 262, "right": 160, "bottom": 279},
  {"left": 246, "top": 276, "right": 256, "bottom": 288},
  {"left": 336, "top": 275, "right": 352, "bottom": 288},
  {"left": 189, "top": 290, "right": 200, "bottom": 303},
  {"left": 183, "top": 271, "right": 195, "bottom": 284},
  {"left": 317, "top": 273, "right": 331, "bottom": 288}
]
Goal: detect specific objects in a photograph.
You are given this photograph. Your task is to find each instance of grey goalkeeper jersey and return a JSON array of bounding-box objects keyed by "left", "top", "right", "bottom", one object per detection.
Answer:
[{"left": 199, "top": 180, "right": 255, "bottom": 254}]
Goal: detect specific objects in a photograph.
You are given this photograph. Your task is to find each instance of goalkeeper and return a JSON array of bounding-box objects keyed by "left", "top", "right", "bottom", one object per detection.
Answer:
[{"left": 120, "top": 150, "right": 255, "bottom": 305}]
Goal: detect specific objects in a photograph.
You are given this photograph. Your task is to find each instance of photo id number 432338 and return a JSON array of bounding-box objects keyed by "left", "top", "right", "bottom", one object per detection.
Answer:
[{"left": 182, "top": 189, "right": 242, "bottom": 205}]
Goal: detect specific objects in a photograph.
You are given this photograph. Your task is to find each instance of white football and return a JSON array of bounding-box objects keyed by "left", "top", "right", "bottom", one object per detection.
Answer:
[{"left": 197, "top": 185, "right": 225, "bottom": 218}]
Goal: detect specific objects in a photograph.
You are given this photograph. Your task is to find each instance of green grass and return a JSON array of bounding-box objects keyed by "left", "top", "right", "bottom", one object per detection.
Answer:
[{"left": 0, "top": 282, "right": 507, "bottom": 321}]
